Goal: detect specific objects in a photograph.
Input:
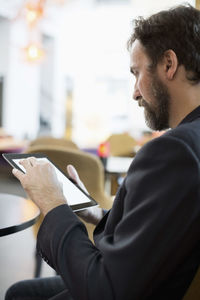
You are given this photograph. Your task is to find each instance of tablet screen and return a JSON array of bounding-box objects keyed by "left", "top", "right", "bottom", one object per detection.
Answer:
[{"left": 3, "top": 153, "right": 98, "bottom": 211}]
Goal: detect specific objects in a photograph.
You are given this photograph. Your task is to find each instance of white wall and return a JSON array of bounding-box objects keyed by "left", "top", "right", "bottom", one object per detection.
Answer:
[
  {"left": 131, "top": 0, "right": 195, "bottom": 15},
  {"left": 1, "top": 19, "right": 40, "bottom": 139},
  {"left": 58, "top": 0, "right": 196, "bottom": 147},
  {"left": 0, "top": 18, "right": 9, "bottom": 75},
  {"left": 0, "top": 18, "right": 10, "bottom": 128},
  {"left": 58, "top": 5, "right": 135, "bottom": 146}
]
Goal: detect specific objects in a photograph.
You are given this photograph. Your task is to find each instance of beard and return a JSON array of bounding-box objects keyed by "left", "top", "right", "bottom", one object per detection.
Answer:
[{"left": 141, "top": 76, "right": 170, "bottom": 131}]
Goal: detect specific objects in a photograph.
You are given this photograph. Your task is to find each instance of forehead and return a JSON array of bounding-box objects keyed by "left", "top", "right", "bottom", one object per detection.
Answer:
[{"left": 130, "top": 40, "right": 151, "bottom": 69}]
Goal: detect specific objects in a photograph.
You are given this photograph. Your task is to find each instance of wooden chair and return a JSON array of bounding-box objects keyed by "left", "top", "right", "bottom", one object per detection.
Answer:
[
  {"left": 29, "top": 136, "right": 79, "bottom": 150},
  {"left": 24, "top": 145, "right": 113, "bottom": 277}
]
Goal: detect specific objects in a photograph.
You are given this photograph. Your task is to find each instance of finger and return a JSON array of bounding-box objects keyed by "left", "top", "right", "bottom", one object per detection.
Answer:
[
  {"left": 19, "top": 158, "right": 33, "bottom": 169},
  {"left": 12, "top": 168, "right": 25, "bottom": 181},
  {"left": 67, "top": 164, "right": 80, "bottom": 184},
  {"left": 27, "top": 157, "right": 37, "bottom": 166},
  {"left": 67, "top": 164, "right": 88, "bottom": 194}
]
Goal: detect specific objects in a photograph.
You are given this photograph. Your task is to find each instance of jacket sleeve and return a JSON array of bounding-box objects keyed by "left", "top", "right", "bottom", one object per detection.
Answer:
[{"left": 37, "top": 135, "right": 200, "bottom": 300}]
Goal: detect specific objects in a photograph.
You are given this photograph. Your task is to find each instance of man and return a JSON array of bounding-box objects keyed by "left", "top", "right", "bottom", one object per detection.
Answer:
[{"left": 6, "top": 4, "right": 200, "bottom": 300}]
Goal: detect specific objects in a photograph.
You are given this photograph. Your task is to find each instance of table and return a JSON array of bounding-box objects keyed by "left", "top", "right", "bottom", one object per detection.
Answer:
[
  {"left": 105, "top": 156, "right": 133, "bottom": 195},
  {"left": 105, "top": 156, "right": 133, "bottom": 174},
  {"left": 0, "top": 193, "right": 40, "bottom": 237}
]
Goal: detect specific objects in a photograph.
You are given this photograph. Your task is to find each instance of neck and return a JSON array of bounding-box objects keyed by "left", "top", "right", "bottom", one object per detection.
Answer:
[{"left": 168, "top": 82, "right": 200, "bottom": 128}]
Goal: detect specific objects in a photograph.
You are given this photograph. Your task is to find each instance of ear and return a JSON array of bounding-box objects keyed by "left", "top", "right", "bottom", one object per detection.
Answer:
[{"left": 162, "top": 49, "right": 178, "bottom": 80}]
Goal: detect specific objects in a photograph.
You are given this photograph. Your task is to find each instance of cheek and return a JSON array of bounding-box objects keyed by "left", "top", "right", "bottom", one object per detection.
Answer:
[
  {"left": 138, "top": 76, "right": 151, "bottom": 97},
  {"left": 140, "top": 75, "right": 157, "bottom": 103}
]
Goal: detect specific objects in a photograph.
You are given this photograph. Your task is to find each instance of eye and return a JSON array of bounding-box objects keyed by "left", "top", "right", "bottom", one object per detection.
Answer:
[{"left": 132, "top": 70, "right": 139, "bottom": 78}]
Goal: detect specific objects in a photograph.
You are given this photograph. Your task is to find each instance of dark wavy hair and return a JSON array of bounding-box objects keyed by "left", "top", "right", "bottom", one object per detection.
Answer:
[{"left": 128, "top": 4, "right": 200, "bottom": 84}]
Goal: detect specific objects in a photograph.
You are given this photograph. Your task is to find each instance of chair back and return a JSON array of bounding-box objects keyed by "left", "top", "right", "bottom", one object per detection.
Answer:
[
  {"left": 29, "top": 136, "right": 79, "bottom": 150},
  {"left": 106, "top": 133, "right": 136, "bottom": 157},
  {"left": 25, "top": 145, "right": 113, "bottom": 241}
]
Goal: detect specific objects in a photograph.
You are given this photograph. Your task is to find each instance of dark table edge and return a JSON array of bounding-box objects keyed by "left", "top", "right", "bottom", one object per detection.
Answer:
[{"left": 0, "top": 213, "right": 40, "bottom": 237}]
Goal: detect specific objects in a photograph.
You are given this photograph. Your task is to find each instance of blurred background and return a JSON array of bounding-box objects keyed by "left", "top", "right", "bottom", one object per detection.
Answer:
[{"left": 0, "top": 0, "right": 196, "bottom": 149}]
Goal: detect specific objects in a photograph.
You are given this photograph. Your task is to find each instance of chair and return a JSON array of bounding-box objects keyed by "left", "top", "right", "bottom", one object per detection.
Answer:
[
  {"left": 29, "top": 136, "right": 79, "bottom": 150},
  {"left": 182, "top": 266, "right": 200, "bottom": 300},
  {"left": 24, "top": 145, "right": 113, "bottom": 277},
  {"left": 105, "top": 133, "right": 136, "bottom": 195},
  {"left": 106, "top": 133, "right": 137, "bottom": 157}
]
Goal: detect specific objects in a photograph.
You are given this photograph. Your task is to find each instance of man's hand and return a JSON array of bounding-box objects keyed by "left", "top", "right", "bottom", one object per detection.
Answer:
[
  {"left": 12, "top": 157, "right": 66, "bottom": 216},
  {"left": 67, "top": 165, "right": 104, "bottom": 225}
]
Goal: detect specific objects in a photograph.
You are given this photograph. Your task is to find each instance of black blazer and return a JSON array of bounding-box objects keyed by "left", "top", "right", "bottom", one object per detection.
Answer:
[{"left": 37, "top": 106, "right": 200, "bottom": 300}]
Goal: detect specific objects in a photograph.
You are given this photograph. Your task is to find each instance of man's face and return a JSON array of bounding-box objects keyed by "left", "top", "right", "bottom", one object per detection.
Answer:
[{"left": 130, "top": 40, "right": 170, "bottom": 131}]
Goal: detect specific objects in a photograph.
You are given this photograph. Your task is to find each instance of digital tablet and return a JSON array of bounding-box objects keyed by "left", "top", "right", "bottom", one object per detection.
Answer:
[{"left": 2, "top": 152, "right": 98, "bottom": 212}]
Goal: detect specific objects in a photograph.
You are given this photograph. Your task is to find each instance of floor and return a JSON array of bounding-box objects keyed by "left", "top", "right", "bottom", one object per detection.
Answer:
[{"left": 0, "top": 164, "right": 54, "bottom": 300}]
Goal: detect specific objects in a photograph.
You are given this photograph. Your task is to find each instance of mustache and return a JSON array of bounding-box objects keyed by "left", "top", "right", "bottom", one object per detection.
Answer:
[{"left": 137, "top": 97, "right": 147, "bottom": 107}]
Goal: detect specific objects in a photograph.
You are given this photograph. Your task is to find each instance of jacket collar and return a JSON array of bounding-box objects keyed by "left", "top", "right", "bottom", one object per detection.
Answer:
[{"left": 178, "top": 105, "right": 200, "bottom": 126}]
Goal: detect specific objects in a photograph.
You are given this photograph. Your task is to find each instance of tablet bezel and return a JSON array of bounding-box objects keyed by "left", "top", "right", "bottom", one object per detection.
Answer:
[{"left": 2, "top": 152, "right": 98, "bottom": 212}]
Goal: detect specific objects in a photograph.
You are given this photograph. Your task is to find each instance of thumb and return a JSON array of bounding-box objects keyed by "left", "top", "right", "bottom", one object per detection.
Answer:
[
  {"left": 12, "top": 168, "right": 24, "bottom": 181},
  {"left": 67, "top": 164, "right": 80, "bottom": 184},
  {"left": 66, "top": 164, "right": 88, "bottom": 194}
]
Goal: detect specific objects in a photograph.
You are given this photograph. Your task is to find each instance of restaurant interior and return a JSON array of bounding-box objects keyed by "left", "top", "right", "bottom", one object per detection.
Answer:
[{"left": 0, "top": 0, "right": 198, "bottom": 299}]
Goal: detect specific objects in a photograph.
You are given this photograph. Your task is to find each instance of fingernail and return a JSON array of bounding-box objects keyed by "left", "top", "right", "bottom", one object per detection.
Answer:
[{"left": 12, "top": 168, "right": 17, "bottom": 174}]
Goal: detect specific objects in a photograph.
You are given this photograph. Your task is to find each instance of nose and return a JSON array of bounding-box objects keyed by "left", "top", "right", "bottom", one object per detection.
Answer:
[{"left": 133, "top": 85, "right": 141, "bottom": 101}]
